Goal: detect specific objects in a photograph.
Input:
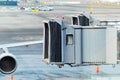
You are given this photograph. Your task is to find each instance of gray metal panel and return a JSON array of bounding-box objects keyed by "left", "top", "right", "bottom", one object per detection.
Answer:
[
  {"left": 117, "top": 31, "right": 120, "bottom": 60},
  {"left": 63, "top": 16, "right": 72, "bottom": 25},
  {"left": 106, "top": 27, "right": 117, "bottom": 64},
  {"left": 63, "top": 15, "right": 79, "bottom": 25},
  {"left": 74, "top": 29, "right": 82, "bottom": 64},
  {"left": 62, "top": 22, "right": 67, "bottom": 63},
  {"left": 64, "top": 26, "right": 75, "bottom": 63},
  {"left": 82, "top": 28, "right": 106, "bottom": 63}
]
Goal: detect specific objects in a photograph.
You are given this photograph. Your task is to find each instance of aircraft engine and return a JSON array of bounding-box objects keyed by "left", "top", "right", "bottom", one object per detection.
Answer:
[{"left": 0, "top": 53, "right": 17, "bottom": 74}]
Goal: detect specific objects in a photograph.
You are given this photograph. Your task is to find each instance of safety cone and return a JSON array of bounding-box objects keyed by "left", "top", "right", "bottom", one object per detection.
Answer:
[
  {"left": 10, "top": 75, "right": 14, "bottom": 80},
  {"left": 96, "top": 65, "right": 100, "bottom": 74}
]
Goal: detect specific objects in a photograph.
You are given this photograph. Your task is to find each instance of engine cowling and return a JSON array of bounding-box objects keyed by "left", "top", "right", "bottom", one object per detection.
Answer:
[{"left": 0, "top": 53, "right": 17, "bottom": 74}]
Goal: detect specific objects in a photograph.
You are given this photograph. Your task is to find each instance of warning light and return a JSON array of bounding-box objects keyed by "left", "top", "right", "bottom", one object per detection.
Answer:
[
  {"left": 90, "top": 11, "right": 92, "bottom": 14},
  {"left": 56, "top": 16, "right": 58, "bottom": 18},
  {"left": 62, "top": 16, "right": 64, "bottom": 19}
]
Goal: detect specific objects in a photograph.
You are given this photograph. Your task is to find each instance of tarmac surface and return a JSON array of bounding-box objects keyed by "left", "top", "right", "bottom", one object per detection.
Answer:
[{"left": 0, "top": 5, "right": 120, "bottom": 80}]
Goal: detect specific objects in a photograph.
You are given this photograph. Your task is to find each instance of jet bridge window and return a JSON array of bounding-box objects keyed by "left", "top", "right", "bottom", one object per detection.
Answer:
[
  {"left": 66, "top": 34, "right": 73, "bottom": 45},
  {"left": 73, "top": 17, "right": 78, "bottom": 25}
]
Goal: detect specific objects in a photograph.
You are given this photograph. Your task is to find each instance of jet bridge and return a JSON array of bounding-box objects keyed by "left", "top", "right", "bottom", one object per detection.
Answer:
[{"left": 43, "top": 18, "right": 117, "bottom": 67}]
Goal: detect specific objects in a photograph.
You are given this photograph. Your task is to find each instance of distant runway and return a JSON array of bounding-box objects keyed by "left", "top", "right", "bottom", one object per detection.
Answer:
[{"left": 0, "top": 5, "right": 120, "bottom": 80}]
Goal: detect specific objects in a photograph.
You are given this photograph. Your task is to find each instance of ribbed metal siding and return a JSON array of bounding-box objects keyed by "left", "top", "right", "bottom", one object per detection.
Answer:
[
  {"left": 49, "top": 21, "right": 62, "bottom": 62},
  {"left": 82, "top": 28, "right": 106, "bottom": 64}
]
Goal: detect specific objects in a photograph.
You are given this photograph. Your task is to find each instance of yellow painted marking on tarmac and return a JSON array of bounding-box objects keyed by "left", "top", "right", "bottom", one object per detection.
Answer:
[
  {"left": 88, "top": 7, "right": 94, "bottom": 11},
  {"left": 32, "top": 10, "right": 39, "bottom": 13},
  {"left": 88, "top": 7, "right": 94, "bottom": 14},
  {"left": 39, "top": 4, "right": 43, "bottom": 6},
  {"left": 31, "top": 4, "right": 35, "bottom": 6},
  {"left": 10, "top": 75, "right": 14, "bottom": 80}
]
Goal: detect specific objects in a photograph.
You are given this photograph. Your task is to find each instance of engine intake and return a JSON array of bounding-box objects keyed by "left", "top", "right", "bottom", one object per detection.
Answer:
[{"left": 0, "top": 53, "right": 17, "bottom": 74}]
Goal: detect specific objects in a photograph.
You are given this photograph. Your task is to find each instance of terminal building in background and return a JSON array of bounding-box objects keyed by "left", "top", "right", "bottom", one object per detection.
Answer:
[{"left": 0, "top": 0, "right": 17, "bottom": 6}]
